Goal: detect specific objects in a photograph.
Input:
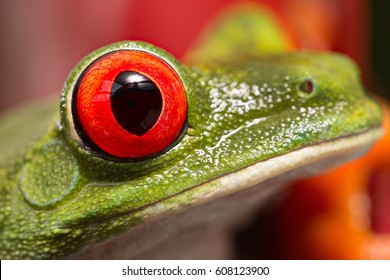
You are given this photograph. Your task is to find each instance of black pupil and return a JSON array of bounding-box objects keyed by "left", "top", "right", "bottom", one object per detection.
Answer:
[{"left": 110, "top": 71, "right": 163, "bottom": 136}]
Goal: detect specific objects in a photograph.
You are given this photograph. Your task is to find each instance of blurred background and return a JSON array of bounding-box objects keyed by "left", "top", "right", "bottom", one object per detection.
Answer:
[{"left": 0, "top": 0, "right": 389, "bottom": 259}]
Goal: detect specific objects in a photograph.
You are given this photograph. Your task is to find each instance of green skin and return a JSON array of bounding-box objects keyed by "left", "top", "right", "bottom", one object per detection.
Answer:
[{"left": 0, "top": 39, "right": 382, "bottom": 259}]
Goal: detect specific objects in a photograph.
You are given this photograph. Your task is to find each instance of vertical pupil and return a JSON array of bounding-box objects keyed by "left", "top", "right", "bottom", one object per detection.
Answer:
[{"left": 110, "top": 71, "right": 163, "bottom": 136}]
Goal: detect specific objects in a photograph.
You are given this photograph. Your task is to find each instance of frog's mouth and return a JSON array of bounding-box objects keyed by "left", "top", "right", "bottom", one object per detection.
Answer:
[
  {"left": 134, "top": 126, "right": 383, "bottom": 219},
  {"left": 70, "top": 126, "right": 382, "bottom": 259},
  {"left": 70, "top": 124, "right": 382, "bottom": 257}
]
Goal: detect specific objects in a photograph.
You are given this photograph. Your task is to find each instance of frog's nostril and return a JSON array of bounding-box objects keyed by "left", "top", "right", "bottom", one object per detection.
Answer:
[{"left": 298, "top": 79, "right": 315, "bottom": 95}]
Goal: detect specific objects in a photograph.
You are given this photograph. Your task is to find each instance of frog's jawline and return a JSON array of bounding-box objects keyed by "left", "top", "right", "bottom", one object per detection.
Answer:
[
  {"left": 135, "top": 126, "right": 383, "bottom": 220},
  {"left": 72, "top": 126, "right": 382, "bottom": 259},
  {"left": 74, "top": 127, "right": 382, "bottom": 227}
]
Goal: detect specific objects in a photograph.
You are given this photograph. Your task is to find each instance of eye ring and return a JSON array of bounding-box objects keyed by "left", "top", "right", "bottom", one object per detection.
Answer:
[{"left": 71, "top": 50, "right": 187, "bottom": 160}]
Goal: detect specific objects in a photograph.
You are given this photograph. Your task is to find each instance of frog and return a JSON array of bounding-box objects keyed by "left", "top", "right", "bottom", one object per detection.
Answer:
[{"left": 0, "top": 4, "right": 383, "bottom": 259}]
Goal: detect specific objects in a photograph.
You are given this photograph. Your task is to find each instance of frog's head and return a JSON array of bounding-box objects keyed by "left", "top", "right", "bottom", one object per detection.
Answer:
[{"left": 0, "top": 41, "right": 382, "bottom": 259}]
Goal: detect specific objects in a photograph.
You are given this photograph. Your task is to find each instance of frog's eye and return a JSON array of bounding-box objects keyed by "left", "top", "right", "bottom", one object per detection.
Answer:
[{"left": 72, "top": 50, "right": 187, "bottom": 160}]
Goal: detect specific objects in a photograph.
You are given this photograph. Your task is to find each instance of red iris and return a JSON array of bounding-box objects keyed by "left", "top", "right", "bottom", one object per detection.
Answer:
[{"left": 73, "top": 50, "right": 187, "bottom": 159}]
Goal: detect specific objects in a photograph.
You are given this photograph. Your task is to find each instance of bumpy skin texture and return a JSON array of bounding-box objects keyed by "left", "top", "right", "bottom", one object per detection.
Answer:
[{"left": 0, "top": 40, "right": 382, "bottom": 259}]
